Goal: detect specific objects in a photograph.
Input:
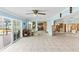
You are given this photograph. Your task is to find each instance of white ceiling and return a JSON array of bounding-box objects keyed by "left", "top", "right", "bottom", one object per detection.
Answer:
[{"left": 3, "top": 7, "right": 66, "bottom": 21}]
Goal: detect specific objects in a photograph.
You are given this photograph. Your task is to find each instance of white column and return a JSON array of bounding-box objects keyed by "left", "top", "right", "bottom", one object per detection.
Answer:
[
  {"left": 47, "top": 20, "right": 52, "bottom": 36},
  {"left": 20, "top": 20, "right": 23, "bottom": 38},
  {"left": 11, "top": 20, "right": 14, "bottom": 43},
  {"left": 35, "top": 20, "right": 38, "bottom": 31},
  {"left": 27, "top": 22, "right": 29, "bottom": 29}
]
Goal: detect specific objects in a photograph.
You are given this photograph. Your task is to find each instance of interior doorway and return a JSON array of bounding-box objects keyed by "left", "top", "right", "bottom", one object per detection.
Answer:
[
  {"left": 38, "top": 22, "right": 47, "bottom": 31},
  {"left": 55, "top": 23, "right": 64, "bottom": 32}
]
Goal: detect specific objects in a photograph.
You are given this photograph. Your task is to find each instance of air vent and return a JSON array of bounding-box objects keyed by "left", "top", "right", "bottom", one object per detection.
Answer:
[{"left": 70, "top": 7, "right": 72, "bottom": 13}]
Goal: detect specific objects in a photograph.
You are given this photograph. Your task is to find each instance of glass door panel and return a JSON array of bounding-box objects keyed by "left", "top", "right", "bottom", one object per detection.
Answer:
[
  {"left": 0, "top": 17, "right": 4, "bottom": 48},
  {"left": 13, "top": 20, "right": 21, "bottom": 41},
  {"left": 3, "top": 18, "right": 12, "bottom": 47}
]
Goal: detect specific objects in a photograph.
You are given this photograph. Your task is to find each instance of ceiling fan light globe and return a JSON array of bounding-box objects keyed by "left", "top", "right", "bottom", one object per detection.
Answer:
[{"left": 33, "top": 14, "right": 37, "bottom": 16}]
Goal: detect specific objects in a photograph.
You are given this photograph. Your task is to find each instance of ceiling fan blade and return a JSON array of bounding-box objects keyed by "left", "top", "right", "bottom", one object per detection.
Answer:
[
  {"left": 32, "top": 10, "right": 45, "bottom": 12},
  {"left": 38, "top": 13, "right": 46, "bottom": 15},
  {"left": 37, "top": 9, "right": 47, "bottom": 12},
  {"left": 26, "top": 13, "right": 34, "bottom": 14}
]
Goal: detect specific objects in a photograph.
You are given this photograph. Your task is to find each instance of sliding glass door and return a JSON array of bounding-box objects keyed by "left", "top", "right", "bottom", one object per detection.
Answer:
[
  {"left": 0, "top": 17, "right": 12, "bottom": 48},
  {"left": 3, "top": 18, "right": 12, "bottom": 47},
  {"left": 0, "top": 17, "right": 21, "bottom": 49},
  {"left": 13, "top": 20, "right": 21, "bottom": 41},
  {"left": 0, "top": 17, "right": 4, "bottom": 48}
]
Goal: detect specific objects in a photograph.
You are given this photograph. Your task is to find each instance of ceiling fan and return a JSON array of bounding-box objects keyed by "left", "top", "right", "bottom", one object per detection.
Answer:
[{"left": 26, "top": 10, "right": 46, "bottom": 15}]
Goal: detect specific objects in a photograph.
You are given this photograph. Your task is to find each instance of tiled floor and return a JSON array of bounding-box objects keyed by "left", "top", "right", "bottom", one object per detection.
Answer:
[{"left": 2, "top": 31, "right": 79, "bottom": 52}]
